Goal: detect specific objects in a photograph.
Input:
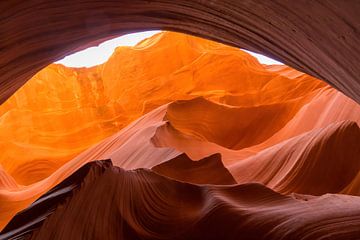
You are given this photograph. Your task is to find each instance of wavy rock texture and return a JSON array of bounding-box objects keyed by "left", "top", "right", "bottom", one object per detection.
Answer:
[
  {"left": 152, "top": 153, "right": 236, "bottom": 185},
  {"left": 2, "top": 160, "right": 360, "bottom": 240},
  {"left": 0, "top": 32, "right": 360, "bottom": 238},
  {"left": 1, "top": 1, "right": 360, "bottom": 104},
  {"left": 0, "top": 31, "right": 328, "bottom": 186}
]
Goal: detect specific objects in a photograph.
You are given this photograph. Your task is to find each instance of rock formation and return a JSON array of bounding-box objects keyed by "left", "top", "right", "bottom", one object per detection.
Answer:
[
  {"left": 1, "top": 1, "right": 360, "bottom": 104},
  {"left": 0, "top": 31, "right": 359, "bottom": 239},
  {"left": 2, "top": 160, "right": 360, "bottom": 240}
]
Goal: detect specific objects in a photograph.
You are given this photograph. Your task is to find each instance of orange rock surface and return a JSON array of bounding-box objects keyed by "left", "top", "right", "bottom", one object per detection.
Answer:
[
  {"left": 0, "top": 32, "right": 328, "bottom": 185},
  {"left": 0, "top": 32, "right": 359, "bottom": 238}
]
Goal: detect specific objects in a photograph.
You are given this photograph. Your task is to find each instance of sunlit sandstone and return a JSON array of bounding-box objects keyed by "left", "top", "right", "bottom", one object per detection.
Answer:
[{"left": 0, "top": 32, "right": 359, "bottom": 238}]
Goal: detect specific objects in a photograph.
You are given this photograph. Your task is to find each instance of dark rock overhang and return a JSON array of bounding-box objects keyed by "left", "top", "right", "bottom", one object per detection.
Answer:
[{"left": 1, "top": 1, "right": 359, "bottom": 104}]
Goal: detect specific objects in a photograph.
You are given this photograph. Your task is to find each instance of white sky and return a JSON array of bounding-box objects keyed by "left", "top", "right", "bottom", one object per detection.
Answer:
[{"left": 56, "top": 31, "right": 282, "bottom": 67}]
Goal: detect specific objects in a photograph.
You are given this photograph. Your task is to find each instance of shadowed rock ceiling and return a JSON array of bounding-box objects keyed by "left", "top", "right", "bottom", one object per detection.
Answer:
[{"left": 1, "top": 1, "right": 360, "bottom": 104}]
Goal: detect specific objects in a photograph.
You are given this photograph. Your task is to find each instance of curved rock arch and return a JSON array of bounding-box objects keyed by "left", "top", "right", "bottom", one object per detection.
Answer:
[{"left": 1, "top": 0, "right": 359, "bottom": 104}]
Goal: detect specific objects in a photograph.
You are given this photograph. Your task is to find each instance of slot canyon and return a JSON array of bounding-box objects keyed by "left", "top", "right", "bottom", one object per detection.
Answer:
[{"left": 0, "top": 1, "right": 360, "bottom": 240}]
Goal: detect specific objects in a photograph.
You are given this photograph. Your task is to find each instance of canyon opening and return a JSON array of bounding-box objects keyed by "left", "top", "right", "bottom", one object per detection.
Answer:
[{"left": 1, "top": 2, "right": 360, "bottom": 239}]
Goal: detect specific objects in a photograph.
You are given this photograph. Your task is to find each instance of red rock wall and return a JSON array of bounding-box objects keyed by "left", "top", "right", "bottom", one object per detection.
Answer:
[
  {"left": 0, "top": 32, "right": 359, "bottom": 233},
  {"left": 1, "top": 1, "right": 360, "bottom": 104}
]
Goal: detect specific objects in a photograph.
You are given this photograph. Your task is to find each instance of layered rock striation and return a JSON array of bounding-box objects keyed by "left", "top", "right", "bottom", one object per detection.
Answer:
[{"left": 0, "top": 31, "right": 359, "bottom": 238}]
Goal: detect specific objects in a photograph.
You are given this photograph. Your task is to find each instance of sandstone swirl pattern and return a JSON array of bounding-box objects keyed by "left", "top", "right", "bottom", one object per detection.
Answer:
[
  {"left": 0, "top": 32, "right": 359, "bottom": 239},
  {"left": 1, "top": 1, "right": 360, "bottom": 103},
  {"left": 2, "top": 161, "right": 360, "bottom": 240}
]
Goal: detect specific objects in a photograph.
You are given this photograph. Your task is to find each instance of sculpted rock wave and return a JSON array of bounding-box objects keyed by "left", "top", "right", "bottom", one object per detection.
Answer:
[
  {"left": 0, "top": 32, "right": 359, "bottom": 237},
  {"left": 2, "top": 160, "right": 360, "bottom": 240}
]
